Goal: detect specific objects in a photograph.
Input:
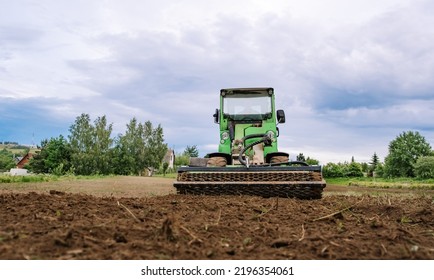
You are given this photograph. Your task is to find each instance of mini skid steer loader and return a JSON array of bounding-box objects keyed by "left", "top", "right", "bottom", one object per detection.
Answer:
[{"left": 174, "top": 88, "right": 326, "bottom": 199}]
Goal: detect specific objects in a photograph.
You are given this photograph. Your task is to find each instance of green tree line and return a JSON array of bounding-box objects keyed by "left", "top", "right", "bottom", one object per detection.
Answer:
[
  {"left": 28, "top": 113, "right": 168, "bottom": 176},
  {"left": 4, "top": 124, "right": 434, "bottom": 179},
  {"left": 322, "top": 131, "right": 434, "bottom": 179}
]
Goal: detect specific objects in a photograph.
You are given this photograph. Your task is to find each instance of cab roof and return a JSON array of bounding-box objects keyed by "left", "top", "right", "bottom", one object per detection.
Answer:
[{"left": 220, "top": 87, "right": 274, "bottom": 96}]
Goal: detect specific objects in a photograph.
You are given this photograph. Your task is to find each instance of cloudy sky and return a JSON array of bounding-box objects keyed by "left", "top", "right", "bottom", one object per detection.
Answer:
[{"left": 1, "top": 0, "right": 434, "bottom": 164}]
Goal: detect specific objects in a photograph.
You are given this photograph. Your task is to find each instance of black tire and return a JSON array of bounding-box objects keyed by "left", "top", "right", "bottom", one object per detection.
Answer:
[
  {"left": 270, "top": 155, "right": 289, "bottom": 164},
  {"left": 206, "top": 156, "right": 227, "bottom": 167}
]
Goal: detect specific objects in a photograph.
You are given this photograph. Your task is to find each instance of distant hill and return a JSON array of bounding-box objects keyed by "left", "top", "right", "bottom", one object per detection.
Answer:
[{"left": 0, "top": 144, "right": 39, "bottom": 154}]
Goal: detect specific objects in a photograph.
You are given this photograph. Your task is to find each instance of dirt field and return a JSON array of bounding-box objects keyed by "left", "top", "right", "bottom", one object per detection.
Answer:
[{"left": 0, "top": 176, "right": 433, "bottom": 260}]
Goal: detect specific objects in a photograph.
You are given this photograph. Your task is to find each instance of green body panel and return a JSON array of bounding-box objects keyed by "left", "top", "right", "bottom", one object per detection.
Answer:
[{"left": 216, "top": 88, "right": 280, "bottom": 162}]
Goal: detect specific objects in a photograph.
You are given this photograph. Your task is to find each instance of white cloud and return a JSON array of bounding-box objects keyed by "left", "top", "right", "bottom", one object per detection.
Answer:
[{"left": 1, "top": 0, "right": 434, "bottom": 163}]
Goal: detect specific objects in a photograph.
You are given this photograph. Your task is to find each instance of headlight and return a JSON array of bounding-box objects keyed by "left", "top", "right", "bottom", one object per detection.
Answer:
[
  {"left": 266, "top": 131, "right": 275, "bottom": 140},
  {"left": 221, "top": 131, "right": 229, "bottom": 140}
]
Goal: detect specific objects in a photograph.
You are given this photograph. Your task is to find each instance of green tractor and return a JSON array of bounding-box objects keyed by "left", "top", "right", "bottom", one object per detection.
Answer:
[{"left": 174, "top": 87, "right": 326, "bottom": 199}]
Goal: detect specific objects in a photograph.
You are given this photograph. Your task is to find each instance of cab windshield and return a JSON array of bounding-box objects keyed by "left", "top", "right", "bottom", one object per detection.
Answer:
[{"left": 223, "top": 93, "right": 272, "bottom": 121}]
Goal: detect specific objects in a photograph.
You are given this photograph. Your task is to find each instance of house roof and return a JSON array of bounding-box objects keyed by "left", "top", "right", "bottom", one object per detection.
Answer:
[{"left": 16, "top": 153, "right": 33, "bottom": 168}]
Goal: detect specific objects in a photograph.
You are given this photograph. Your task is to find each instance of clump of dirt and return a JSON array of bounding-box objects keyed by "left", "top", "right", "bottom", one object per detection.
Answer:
[{"left": 0, "top": 192, "right": 433, "bottom": 259}]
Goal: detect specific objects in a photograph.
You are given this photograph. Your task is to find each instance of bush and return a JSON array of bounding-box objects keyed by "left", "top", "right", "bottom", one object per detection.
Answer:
[
  {"left": 323, "top": 162, "right": 364, "bottom": 178},
  {"left": 0, "top": 174, "right": 55, "bottom": 183},
  {"left": 175, "top": 154, "right": 190, "bottom": 167},
  {"left": 414, "top": 156, "right": 434, "bottom": 179},
  {"left": 374, "top": 163, "right": 384, "bottom": 178},
  {"left": 323, "top": 163, "right": 344, "bottom": 178},
  {"left": 345, "top": 162, "right": 364, "bottom": 177}
]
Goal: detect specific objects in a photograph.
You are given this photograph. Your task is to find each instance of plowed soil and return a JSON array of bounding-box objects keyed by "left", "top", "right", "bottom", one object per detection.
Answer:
[{"left": 0, "top": 177, "right": 433, "bottom": 260}]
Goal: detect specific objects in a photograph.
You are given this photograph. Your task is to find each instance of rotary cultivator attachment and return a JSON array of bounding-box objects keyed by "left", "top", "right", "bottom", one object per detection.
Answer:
[{"left": 174, "top": 165, "right": 325, "bottom": 199}]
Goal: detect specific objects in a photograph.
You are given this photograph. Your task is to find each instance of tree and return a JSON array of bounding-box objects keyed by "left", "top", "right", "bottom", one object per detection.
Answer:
[
  {"left": 374, "top": 163, "right": 385, "bottom": 178},
  {"left": 183, "top": 145, "right": 199, "bottom": 157},
  {"left": 143, "top": 121, "right": 168, "bottom": 175},
  {"left": 68, "top": 113, "right": 95, "bottom": 175},
  {"left": 296, "top": 153, "right": 319, "bottom": 165},
  {"left": 162, "top": 162, "right": 169, "bottom": 176},
  {"left": 383, "top": 131, "right": 432, "bottom": 177},
  {"left": 175, "top": 153, "right": 190, "bottom": 166},
  {"left": 28, "top": 136, "right": 71, "bottom": 175},
  {"left": 68, "top": 114, "right": 114, "bottom": 175},
  {"left": 368, "top": 152, "right": 380, "bottom": 176},
  {"left": 305, "top": 157, "right": 319, "bottom": 165},
  {"left": 360, "top": 162, "right": 369, "bottom": 173},
  {"left": 323, "top": 162, "right": 344, "bottom": 178},
  {"left": 0, "top": 149, "right": 15, "bottom": 171},
  {"left": 112, "top": 118, "right": 145, "bottom": 175},
  {"left": 345, "top": 162, "right": 364, "bottom": 177},
  {"left": 323, "top": 161, "right": 363, "bottom": 178},
  {"left": 112, "top": 119, "right": 167, "bottom": 176},
  {"left": 296, "top": 153, "right": 306, "bottom": 162},
  {"left": 44, "top": 136, "right": 71, "bottom": 174},
  {"left": 92, "top": 116, "right": 113, "bottom": 175},
  {"left": 370, "top": 152, "right": 380, "bottom": 167},
  {"left": 414, "top": 156, "right": 434, "bottom": 179}
]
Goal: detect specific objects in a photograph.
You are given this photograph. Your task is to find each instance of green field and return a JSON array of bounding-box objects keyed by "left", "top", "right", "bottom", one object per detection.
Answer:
[
  {"left": 0, "top": 144, "right": 39, "bottom": 154},
  {"left": 326, "top": 177, "right": 434, "bottom": 190}
]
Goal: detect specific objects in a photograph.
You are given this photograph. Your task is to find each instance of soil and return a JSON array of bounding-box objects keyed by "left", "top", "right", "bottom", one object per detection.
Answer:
[{"left": 0, "top": 180, "right": 433, "bottom": 260}]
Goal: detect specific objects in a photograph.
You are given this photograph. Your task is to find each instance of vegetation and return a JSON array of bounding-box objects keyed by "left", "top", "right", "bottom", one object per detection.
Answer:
[
  {"left": 413, "top": 156, "right": 434, "bottom": 179},
  {"left": 0, "top": 173, "right": 112, "bottom": 183},
  {"left": 322, "top": 161, "right": 363, "bottom": 178},
  {"left": 368, "top": 152, "right": 380, "bottom": 176},
  {"left": 27, "top": 113, "right": 168, "bottom": 176},
  {"left": 0, "top": 174, "right": 56, "bottom": 183},
  {"left": 318, "top": 130, "right": 434, "bottom": 190},
  {"left": 30, "top": 136, "right": 71, "bottom": 175},
  {"left": 0, "top": 141, "right": 19, "bottom": 145},
  {"left": 325, "top": 176, "right": 434, "bottom": 189},
  {"left": 111, "top": 118, "right": 167, "bottom": 176},
  {"left": 296, "top": 153, "right": 319, "bottom": 165},
  {"left": 322, "top": 130, "right": 434, "bottom": 181},
  {"left": 346, "top": 161, "right": 364, "bottom": 177},
  {"left": 183, "top": 145, "right": 199, "bottom": 157},
  {"left": 383, "top": 131, "right": 432, "bottom": 178},
  {"left": 0, "top": 145, "right": 31, "bottom": 172},
  {"left": 4, "top": 122, "right": 434, "bottom": 188},
  {"left": 174, "top": 153, "right": 189, "bottom": 167},
  {"left": 348, "top": 177, "right": 434, "bottom": 190},
  {"left": 68, "top": 114, "right": 113, "bottom": 175},
  {"left": 173, "top": 145, "right": 201, "bottom": 167},
  {"left": 0, "top": 149, "right": 16, "bottom": 171}
]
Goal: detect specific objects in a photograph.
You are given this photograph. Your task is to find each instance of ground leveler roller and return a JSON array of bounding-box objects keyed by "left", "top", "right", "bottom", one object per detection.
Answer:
[{"left": 174, "top": 88, "right": 326, "bottom": 199}]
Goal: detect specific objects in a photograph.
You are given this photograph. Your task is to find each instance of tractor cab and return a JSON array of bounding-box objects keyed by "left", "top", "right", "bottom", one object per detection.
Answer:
[{"left": 211, "top": 88, "right": 287, "bottom": 166}]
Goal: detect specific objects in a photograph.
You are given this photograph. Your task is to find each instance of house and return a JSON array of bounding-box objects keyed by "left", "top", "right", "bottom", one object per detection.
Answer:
[
  {"left": 16, "top": 153, "right": 33, "bottom": 169},
  {"left": 163, "top": 149, "right": 175, "bottom": 169}
]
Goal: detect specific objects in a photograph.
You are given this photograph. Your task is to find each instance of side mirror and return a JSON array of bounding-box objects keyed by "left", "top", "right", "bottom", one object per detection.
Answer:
[
  {"left": 213, "top": 109, "right": 220, "bottom": 124},
  {"left": 276, "top": 109, "right": 285, "bottom": 124}
]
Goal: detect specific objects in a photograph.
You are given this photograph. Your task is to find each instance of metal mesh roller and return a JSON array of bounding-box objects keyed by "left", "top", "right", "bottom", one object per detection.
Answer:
[{"left": 174, "top": 166, "right": 326, "bottom": 199}]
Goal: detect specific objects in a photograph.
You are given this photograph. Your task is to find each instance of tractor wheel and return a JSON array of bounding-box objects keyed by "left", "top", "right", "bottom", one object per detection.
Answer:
[
  {"left": 207, "top": 156, "right": 227, "bottom": 167},
  {"left": 270, "top": 155, "right": 289, "bottom": 164}
]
